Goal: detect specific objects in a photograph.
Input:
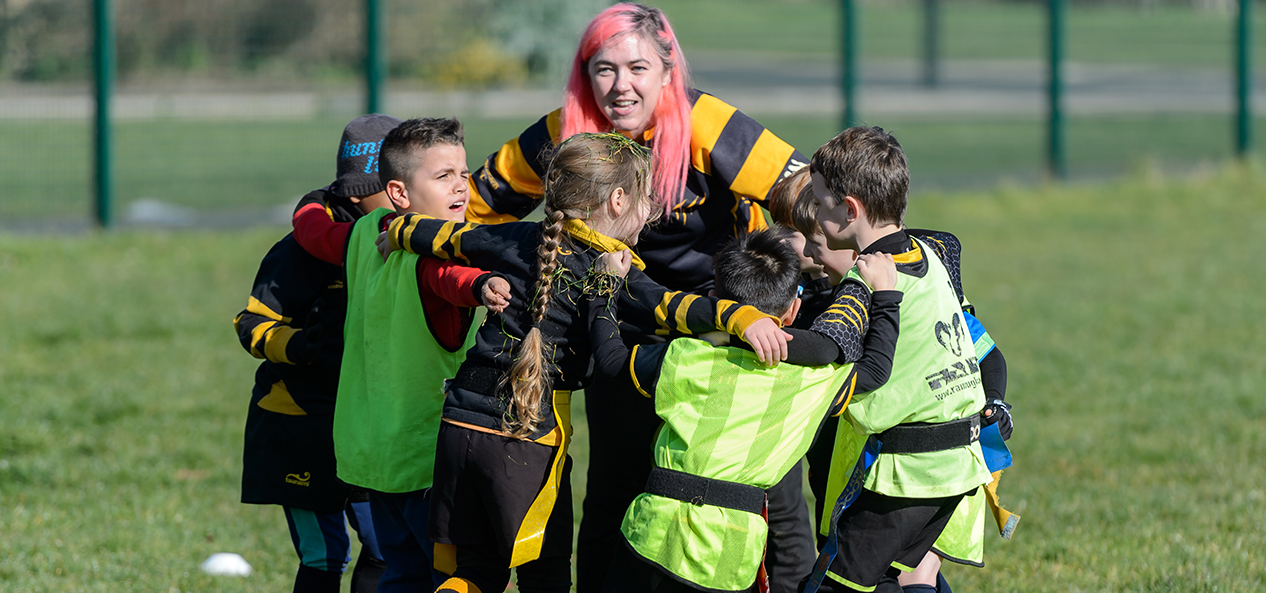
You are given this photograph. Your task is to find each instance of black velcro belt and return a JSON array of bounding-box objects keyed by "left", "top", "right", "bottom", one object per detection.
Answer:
[
  {"left": 876, "top": 415, "right": 981, "bottom": 455},
  {"left": 644, "top": 467, "right": 766, "bottom": 515}
]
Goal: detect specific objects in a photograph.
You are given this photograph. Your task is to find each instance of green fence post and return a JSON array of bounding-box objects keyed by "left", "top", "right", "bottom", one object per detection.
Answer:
[
  {"left": 1236, "top": 0, "right": 1253, "bottom": 157},
  {"left": 1047, "top": 0, "right": 1066, "bottom": 179},
  {"left": 922, "top": 0, "right": 939, "bottom": 88},
  {"left": 93, "top": 0, "right": 113, "bottom": 227},
  {"left": 841, "top": 0, "right": 857, "bottom": 129},
  {"left": 365, "top": 0, "right": 386, "bottom": 114}
]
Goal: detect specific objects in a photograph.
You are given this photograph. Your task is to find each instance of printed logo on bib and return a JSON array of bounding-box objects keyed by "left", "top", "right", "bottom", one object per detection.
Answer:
[
  {"left": 285, "top": 472, "right": 311, "bottom": 487},
  {"left": 924, "top": 312, "right": 980, "bottom": 400}
]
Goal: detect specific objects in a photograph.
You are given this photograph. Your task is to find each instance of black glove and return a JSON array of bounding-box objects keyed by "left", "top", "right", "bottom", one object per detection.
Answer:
[
  {"left": 285, "top": 301, "right": 332, "bottom": 365},
  {"left": 980, "top": 399, "right": 1013, "bottom": 441}
]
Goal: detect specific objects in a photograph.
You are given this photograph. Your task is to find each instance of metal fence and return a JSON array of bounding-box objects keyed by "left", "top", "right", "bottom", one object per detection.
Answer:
[{"left": 0, "top": 0, "right": 1260, "bottom": 228}]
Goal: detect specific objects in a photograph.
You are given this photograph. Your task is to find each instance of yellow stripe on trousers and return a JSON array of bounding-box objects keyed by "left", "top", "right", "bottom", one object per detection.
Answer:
[{"left": 509, "top": 390, "right": 572, "bottom": 567}]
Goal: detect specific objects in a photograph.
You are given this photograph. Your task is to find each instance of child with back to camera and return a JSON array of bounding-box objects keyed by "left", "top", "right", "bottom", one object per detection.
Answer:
[
  {"left": 590, "top": 228, "right": 902, "bottom": 593},
  {"left": 376, "top": 132, "right": 793, "bottom": 593},
  {"left": 234, "top": 114, "right": 400, "bottom": 593}
]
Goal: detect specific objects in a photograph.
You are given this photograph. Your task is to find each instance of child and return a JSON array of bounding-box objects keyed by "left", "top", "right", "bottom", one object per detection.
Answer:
[
  {"left": 295, "top": 117, "right": 513, "bottom": 592},
  {"left": 375, "top": 132, "right": 793, "bottom": 593},
  {"left": 233, "top": 113, "right": 401, "bottom": 593},
  {"left": 593, "top": 228, "right": 901, "bottom": 593},
  {"left": 757, "top": 170, "right": 861, "bottom": 592},
  {"left": 804, "top": 127, "right": 997, "bottom": 593},
  {"left": 767, "top": 171, "right": 859, "bottom": 552}
]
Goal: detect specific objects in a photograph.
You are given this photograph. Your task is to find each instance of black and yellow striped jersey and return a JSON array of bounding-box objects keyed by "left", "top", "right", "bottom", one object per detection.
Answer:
[
  {"left": 386, "top": 213, "right": 778, "bottom": 439},
  {"left": 467, "top": 89, "right": 808, "bottom": 295},
  {"left": 233, "top": 189, "right": 358, "bottom": 416}
]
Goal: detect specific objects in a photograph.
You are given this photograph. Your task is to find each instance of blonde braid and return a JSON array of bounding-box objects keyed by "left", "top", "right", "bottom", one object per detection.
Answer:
[{"left": 503, "top": 208, "right": 567, "bottom": 437}]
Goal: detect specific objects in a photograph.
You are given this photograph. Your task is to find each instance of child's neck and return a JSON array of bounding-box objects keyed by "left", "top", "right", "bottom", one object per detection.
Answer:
[{"left": 852, "top": 222, "right": 903, "bottom": 253}]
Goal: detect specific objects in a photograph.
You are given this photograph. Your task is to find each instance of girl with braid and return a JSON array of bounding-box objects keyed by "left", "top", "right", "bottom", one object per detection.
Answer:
[{"left": 374, "top": 132, "right": 793, "bottom": 593}]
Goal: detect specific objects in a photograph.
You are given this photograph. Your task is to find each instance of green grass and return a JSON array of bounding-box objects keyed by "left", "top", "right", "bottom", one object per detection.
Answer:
[
  {"left": 655, "top": 0, "right": 1266, "bottom": 66},
  {"left": 3, "top": 164, "right": 1266, "bottom": 590},
  {"left": 9, "top": 113, "right": 1266, "bottom": 223},
  {"left": 0, "top": 116, "right": 537, "bottom": 221}
]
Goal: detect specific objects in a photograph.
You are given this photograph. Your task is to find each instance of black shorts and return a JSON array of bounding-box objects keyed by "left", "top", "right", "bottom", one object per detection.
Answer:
[
  {"left": 428, "top": 422, "right": 574, "bottom": 562},
  {"left": 825, "top": 488, "right": 971, "bottom": 591},
  {"left": 240, "top": 404, "right": 351, "bottom": 513}
]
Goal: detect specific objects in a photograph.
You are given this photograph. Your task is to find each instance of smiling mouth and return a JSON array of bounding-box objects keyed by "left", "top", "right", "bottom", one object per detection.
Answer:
[
  {"left": 611, "top": 100, "right": 636, "bottom": 110},
  {"left": 449, "top": 200, "right": 466, "bottom": 212}
]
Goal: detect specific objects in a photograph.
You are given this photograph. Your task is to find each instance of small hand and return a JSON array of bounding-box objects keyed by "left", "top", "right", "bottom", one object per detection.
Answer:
[
  {"left": 375, "top": 230, "right": 393, "bottom": 262},
  {"left": 595, "top": 249, "right": 633, "bottom": 278},
  {"left": 482, "top": 277, "right": 512, "bottom": 314},
  {"left": 981, "top": 399, "right": 1013, "bottom": 441},
  {"left": 742, "top": 317, "right": 792, "bottom": 366},
  {"left": 856, "top": 252, "right": 897, "bottom": 291}
]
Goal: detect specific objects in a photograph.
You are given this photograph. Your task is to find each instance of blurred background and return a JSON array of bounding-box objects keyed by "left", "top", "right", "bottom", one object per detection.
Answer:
[{"left": 2, "top": 0, "right": 1262, "bottom": 227}]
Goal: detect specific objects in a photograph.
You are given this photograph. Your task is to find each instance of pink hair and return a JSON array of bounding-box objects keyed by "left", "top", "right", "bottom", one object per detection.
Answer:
[{"left": 562, "top": 3, "right": 693, "bottom": 210}]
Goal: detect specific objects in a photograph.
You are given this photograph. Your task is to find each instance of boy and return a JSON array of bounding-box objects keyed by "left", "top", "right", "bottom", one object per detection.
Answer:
[
  {"left": 768, "top": 171, "right": 859, "bottom": 549},
  {"left": 593, "top": 229, "right": 903, "bottom": 593},
  {"left": 805, "top": 127, "right": 999, "bottom": 593},
  {"left": 234, "top": 113, "right": 401, "bottom": 593},
  {"left": 298, "top": 117, "right": 512, "bottom": 592}
]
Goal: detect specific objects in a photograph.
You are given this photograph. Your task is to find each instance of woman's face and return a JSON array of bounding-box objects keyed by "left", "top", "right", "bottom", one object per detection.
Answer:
[{"left": 588, "top": 33, "right": 671, "bottom": 139}]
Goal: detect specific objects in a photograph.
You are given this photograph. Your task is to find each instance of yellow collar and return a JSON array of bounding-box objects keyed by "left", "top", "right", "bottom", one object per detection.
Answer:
[{"left": 562, "top": 219, "right": 646, "bottom": 270}]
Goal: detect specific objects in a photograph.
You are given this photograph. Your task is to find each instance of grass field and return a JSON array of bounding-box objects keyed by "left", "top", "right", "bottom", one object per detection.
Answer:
[
  {"left": 2, "top": 162, "right": 1265, "bottom": 591},
  {"left": 6, "top": 113, "right": 1265, "bottom": 224},
  {"left": 657, "top": 0, "right": 1266, "bottom": 66}
]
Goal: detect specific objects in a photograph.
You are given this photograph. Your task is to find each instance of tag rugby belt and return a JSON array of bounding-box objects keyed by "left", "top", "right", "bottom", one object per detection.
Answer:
[
  {"left": 876, "top": 414, "right": 981, "bottom": 454},
  {"left": 644, "top": 467, "right": 767, "bottom": 514}
]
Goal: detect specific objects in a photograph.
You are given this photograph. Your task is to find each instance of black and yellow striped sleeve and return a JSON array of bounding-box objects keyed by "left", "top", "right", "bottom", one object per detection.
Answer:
[
  {"left": 688, "top": 91, "right": 808, "bottom": 203},
  {"left": 809, "top": 279, "right": 872, "bottom": 363},
  {"left": 466, "top": 110, "right": 562, "bottom": 224},
  {"left": 617, "top": 266, "right": 778, "bottom": 339},
  {"left": 828, "top": 367, "right": 860, "bottom": 417},
  {"left": 388, "top": 214, "right": 486, "bottom": 265},
  {"left": 234, "top": 296, "right": 299, "bottom": 364}
]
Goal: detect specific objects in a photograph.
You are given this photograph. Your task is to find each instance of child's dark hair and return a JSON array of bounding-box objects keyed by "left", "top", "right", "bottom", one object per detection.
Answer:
[
  {"left": 769, "top": 168, "right": 821, "bottom": 236},
  {"left": 502, "top": 132, "right": 655, "bottom": 438},
  {"left": 378, "top": 117, "right": 464, "bottom": 186},
  {"left": 809, "top": 126, "right": 907, "bottom": 226},
  {"left": 713, "top": 228, "right": 801, "bottom": 317}
]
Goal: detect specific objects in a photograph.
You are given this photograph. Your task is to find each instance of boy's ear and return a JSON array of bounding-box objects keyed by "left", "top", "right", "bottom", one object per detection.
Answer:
[
  {"left": 843, "top": 195, "right": 864, "bottom": 223},
  {"left": 386, "top": 179, "right": 410, "bottom": 211},
  {"left": 780, "top": 297, "right": 802, "bottom": 326}
]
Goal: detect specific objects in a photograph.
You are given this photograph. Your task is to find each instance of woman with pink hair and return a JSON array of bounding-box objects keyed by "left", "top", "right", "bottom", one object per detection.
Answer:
[{"left": 467, "top": 4, "right": 812, "bottom": 592}]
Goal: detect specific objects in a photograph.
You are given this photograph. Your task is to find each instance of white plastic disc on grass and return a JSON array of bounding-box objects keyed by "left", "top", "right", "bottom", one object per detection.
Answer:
[{"left": 200, "top": 552, "right": 253, "bottom": 577}]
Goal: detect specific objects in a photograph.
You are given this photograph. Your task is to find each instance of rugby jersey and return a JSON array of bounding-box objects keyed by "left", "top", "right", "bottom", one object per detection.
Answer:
[
  {"left": 385, "top": 213, "right": 780, "bottom": 440},
  {"left": 467, "top": 89, "right": 808, "bottom": 295}
]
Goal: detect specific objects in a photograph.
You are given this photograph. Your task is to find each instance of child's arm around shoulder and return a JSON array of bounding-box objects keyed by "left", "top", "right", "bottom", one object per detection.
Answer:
[
  {"left": 292, "top": 192, "right": 353, "bottom": 266},
  {"left": 417, "top": 258, "right": 511, "bottom": 313},
  {"left": 616, "top": 266, "right": 789, "bottom": 365},
  {"left": 588, "top": 250, "right": 668, "bottom": 396}
]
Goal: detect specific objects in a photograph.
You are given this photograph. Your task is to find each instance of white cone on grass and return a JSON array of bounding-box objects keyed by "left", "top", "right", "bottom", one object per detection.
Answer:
[{"left": 200, "top": 552, "right": 252, "bottom": 577}]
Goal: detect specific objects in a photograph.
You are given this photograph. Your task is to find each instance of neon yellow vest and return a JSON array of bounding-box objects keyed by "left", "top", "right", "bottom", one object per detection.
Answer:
[
  {"left": 334, "top": 208, "right": 476, "bottom": 493},
  {"left": 829, "top": 237, "right": 993, "bottom": 504},
  {"left": 621, "top": 338, "right": 854, "bottom": 591}
]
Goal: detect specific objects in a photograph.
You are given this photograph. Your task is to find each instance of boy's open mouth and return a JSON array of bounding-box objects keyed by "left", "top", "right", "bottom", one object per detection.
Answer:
[{"left": 449, "top": 200, "right": 466, "bottom": 212}]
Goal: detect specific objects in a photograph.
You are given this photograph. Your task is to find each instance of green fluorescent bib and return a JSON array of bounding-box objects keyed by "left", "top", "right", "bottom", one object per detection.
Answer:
[
  {"left": 621, "top": 338, "right": 853, "bottom": 591},
  {"left": 334, "top": 208, "right": 475, "bottom": 493},
  {"left": 830, "top": 237, "right": 993, "bottom": 503}
]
